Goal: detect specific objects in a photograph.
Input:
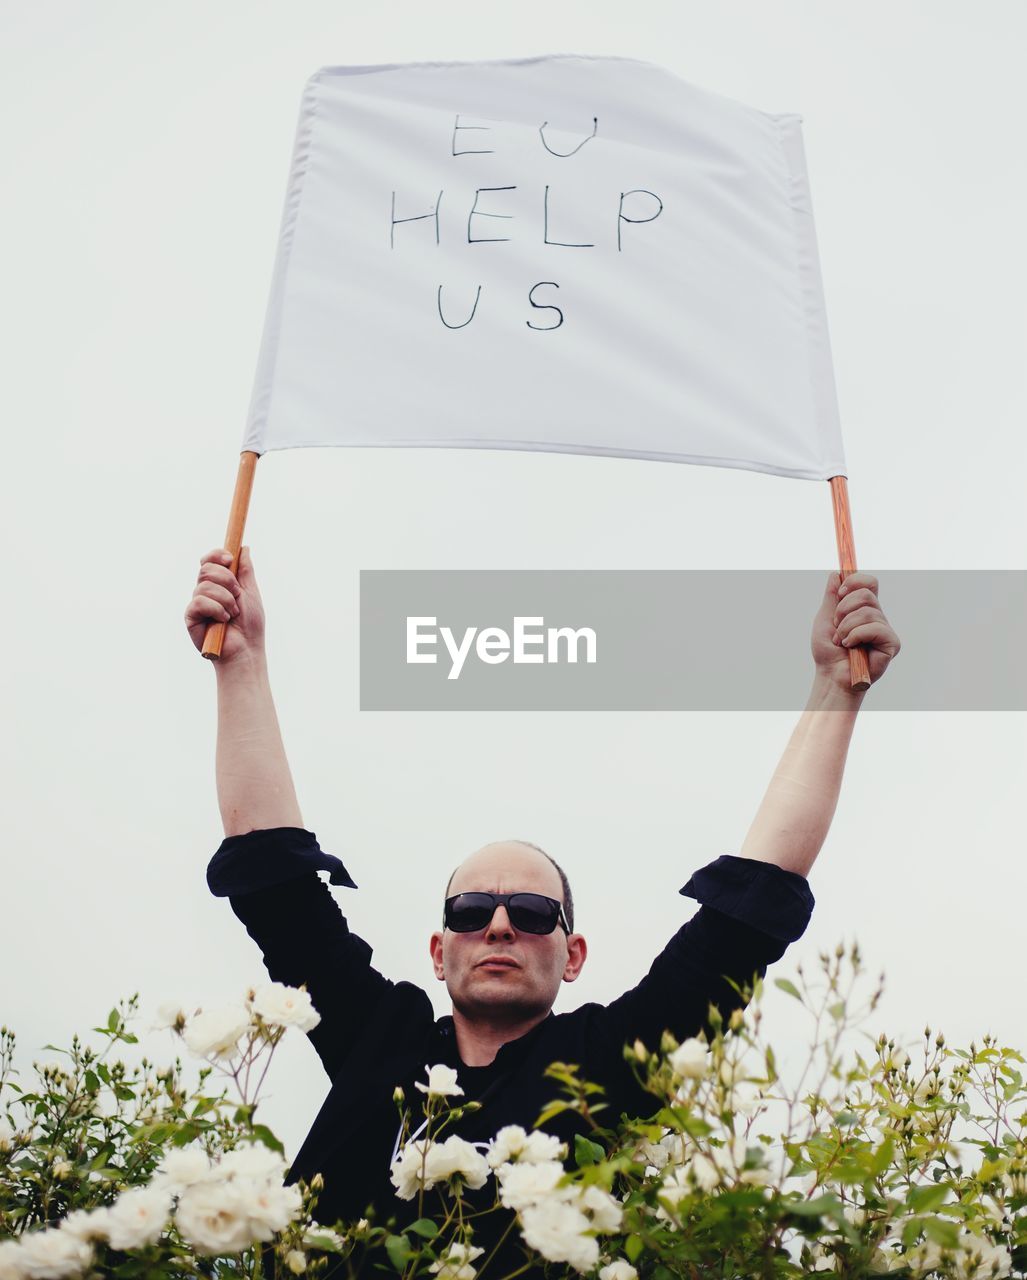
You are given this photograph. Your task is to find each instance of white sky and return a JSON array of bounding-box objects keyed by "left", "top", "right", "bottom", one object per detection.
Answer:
[{"left": 1, "top": 1, "right": 1024, "bottom": 1162}]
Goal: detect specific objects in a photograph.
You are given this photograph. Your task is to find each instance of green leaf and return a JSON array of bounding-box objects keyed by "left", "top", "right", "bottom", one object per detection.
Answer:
[
  {"left": 107, "top": 1009, "right": 120, "bottom": 1032},
  {"left": 574, "top": 1134, "right": 605, "bottom": 1166},
  {"left": 384, "top": 1233, "right": 412, "bottom": 1272},
  {"left": 407, "top": 1219, "right": 438, "bottom": 1239},
  {"left": 908, "top": 1184, "right": 950, "bottom": 1214},
  {"left": 922, "top": 1216, "right": 960, "bottom": 1248},
  {"left": 250, "top": 1124, "right": 285, "bottom": 1156},
  {"left": 625, "top": 1233, "right": 644, "bottom": 1263},
  {"left": 534, "top": 1101, "right": 570, "bottom": 1128},
  {"left": 774, "top": 979, "right": 802, "bottom": 1002}
]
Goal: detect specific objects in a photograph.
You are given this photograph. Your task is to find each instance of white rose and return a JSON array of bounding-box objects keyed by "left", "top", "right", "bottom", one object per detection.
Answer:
[
  {"left": 104, "top": 1185, "right": 174, "bottom": 1251},
  {"left": 599, "top": 1263, "right": 638, "bottom": 1280},
  {"left": 150, "top": 1001, "right": 187, "bottom": 1032},
  {"left": 154, "top": 1147, "right": 216, "bottom": 1190},
  {"left": 0, "top": 1240, "right": 23, "bottom": 1280},
  {"left": 390, "top": 1139, "right": 436, "bottom": 1201},
  {"left": 175, "top": 1180, "right": 256, "bottom": 1255},
  {"left": 415, "top": 1064, "right": 464, "bottom": 1099},
  {"left": 219, "top": 1144, "right": 289, "bottom": 1182},
  {"left": 235, "top": 1177, "right": 303, "bottom": 1238},
  {"left": 429, "top": 1242, "right": 485, "bottom": 1280},
  {"left": 487, "top": 1125, "right": 566, "bottom": 1168},
  {"left": 60, "top": 1209, "right": 112, "bottom": 1243},
  {"left": 303, "top": 1226, "right": 347, "bottom": 1250},
  {"left": 520, "top": 1199, "right": 598, "bottom": 1273},
  {"left": 578, "top": 1184, "right": 622, "bottom": 1232},
  {"left": 688, "top": 1152, "right": 721, "bottom": 1192},
  {"left": 182, "top": 1005, "right": 252, "bottom": 1062},
  {"left": 497, "top": 1159, "right": 567, "bottom": 1211},
  {"left": 658, "top": 1131, "right": 691, "bottom": 1169},
  {"left": 654, "top": 1166, "right": 692, "bottom": 1221},
  {"left": 426, "top": 1135, "right": 490, "bottom": 1191},
  {"left": 15, "top": 1228, "right": 92, "bottom": 1279},
  {"left": 251, "top": 983, "right": 321, "bottom": 1034},
  {"left": 668, "top": 1038, "right": 709, "bottom": 1079}
]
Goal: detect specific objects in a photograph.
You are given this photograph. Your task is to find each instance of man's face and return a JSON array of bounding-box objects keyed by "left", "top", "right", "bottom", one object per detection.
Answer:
[{"left": 429, "top": 842, "right": 587, "bottom": 1028}]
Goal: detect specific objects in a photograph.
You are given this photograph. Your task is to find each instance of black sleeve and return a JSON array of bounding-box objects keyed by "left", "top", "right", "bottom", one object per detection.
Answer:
[
  {"left": 206, "top": 827, "right": 394, "bottom": 1082},
  {"left": 599, "top": 855, "right": 814, "bottom": 1051}
]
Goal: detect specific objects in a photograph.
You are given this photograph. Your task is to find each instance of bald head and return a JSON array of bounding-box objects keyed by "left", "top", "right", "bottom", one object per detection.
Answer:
[{"left": 444, "top": 840, "right": 575, "bottom": 932}]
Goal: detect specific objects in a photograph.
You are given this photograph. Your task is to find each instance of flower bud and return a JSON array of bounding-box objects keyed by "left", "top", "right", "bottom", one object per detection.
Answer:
[
  {"left": 729, "top": 1008, "right": 745, "bottom": 1031},
  {"left": 310, "top": 1173, "right": 324, "bottom": 1192},
  {"left": 52, "top": 1159, "right": 72, "bottom": 1180},
  {"left": 393, "top": 1086, "right": 405, "bottom": 1104},
  {"left": 661, "top": 1030, "right": 679, "bottom": 1055},
  {"left": 632, "top": 1039, "right": 648, "bottom": 1063},
  {"left": 286, "top": 1249, "right": 307, "bottom": 1274}
]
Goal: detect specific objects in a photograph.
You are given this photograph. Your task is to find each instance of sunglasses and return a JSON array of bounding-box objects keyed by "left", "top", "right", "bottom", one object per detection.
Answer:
[{"left": 443, "top": 892, "right": 570, "bottom": 936}]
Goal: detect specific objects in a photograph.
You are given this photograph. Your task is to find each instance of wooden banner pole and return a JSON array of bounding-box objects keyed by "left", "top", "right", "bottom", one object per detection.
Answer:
[
  {"left": 828, "top": 475, "right": 872, "bottom": 691},
  {"left": 201, "top": 450, "right": 260, "bottom": 661}
]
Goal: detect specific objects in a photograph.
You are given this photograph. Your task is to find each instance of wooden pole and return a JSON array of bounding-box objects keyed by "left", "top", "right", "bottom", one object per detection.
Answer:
[
  {"left": 201, "top": 451, "right": 260, "bottom": 660},
  {"left": 828, "top": 475, "right": 871, "bottom": 691}
]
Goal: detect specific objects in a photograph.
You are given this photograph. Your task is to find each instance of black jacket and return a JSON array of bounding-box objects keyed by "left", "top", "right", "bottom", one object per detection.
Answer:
[{"left": 207, "top": 828, "right": 814, "bottom": 1233}]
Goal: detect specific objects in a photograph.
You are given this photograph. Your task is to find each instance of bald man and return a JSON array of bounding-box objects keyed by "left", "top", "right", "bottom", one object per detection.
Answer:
[{"left": 188, "top": 546, "right": 900, "bottom": 1236}]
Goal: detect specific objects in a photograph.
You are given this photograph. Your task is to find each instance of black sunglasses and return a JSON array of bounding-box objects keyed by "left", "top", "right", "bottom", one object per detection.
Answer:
[{"left": 443, "top": 892, "right": 570, "bottom": 936}]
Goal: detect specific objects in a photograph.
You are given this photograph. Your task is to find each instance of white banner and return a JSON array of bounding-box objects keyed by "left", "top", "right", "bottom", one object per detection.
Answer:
[{"left": 244, "top": 55, "right": 846, "bottom": 481}]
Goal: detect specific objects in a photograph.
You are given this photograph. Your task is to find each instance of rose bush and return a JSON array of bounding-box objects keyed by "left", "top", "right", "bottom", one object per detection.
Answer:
[{"left": 1, "top": 947, "right": 1025, "bottom": 1278}]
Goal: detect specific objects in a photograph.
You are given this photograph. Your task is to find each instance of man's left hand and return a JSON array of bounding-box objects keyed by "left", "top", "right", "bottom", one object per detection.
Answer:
[{"left": 811, "top": 572, "right": 901, "bottom": 692}]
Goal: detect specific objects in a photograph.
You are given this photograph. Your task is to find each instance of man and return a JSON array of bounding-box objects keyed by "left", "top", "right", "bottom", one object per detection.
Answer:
[{"left": 186, "top": 547, "right": 900, "bottom": 1236}]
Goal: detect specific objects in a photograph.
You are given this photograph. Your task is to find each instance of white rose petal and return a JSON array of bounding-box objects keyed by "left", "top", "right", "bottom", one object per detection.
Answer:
[
  {"left": 668, "top": 1038, "right": 709, "bottom": 1079},
  {"left": 497, "top": 1159, "right": 567, "bottom": 1211},
  {"left": 688, "top": 1152, "right": 721, "bottom": 1192},
  {"left": 15, "top": 1228, "right": 93, "bottom": 1279},
  {"left": 154, "top": 1147, "right": 217, "bottom": 1190},
  {"left": 60, "top": 1209, "right": 112, "bottom": 1244},
  {"left": 104, "top": 1185, "right": 174, "bottom": 1251},
  {"left": 426, "top": 1135, "right": 490, "bottom": 1190},
  {"left": 182, "top": 1005, "right": 252, "bottom": 1062},
  {"left": 251, "top": 983, "right": 321, "bottom": 1033},
  {"left": 235, "top": 1177, "right": 303, "bottom": 1238},
  {"left": 429, "top": 1242, "right": 485, "bottom": 1280},
  {"left": 219, "top": 1144, "right": 289, "bottom": 1182},
  {"left": 415, "top": 1064, "right": 464, "bottom": 1099},
  {"left": 520, "top": 1199, "right": 598, "bottom": 1273},
  {"left": 390, "top": 1139, "right": 437, "bottom": 1201},
  {"left": 600, "top": 1263, "right": 638, "bottom": 1280},
  {"left": 487, "top": 1125, "right": 566, "bottom": 1168},
  {"left": 176, "top": 1180, "right": 257, "bottom": 1255},
  {"left": 578, "top": 1184, "right": 622, "bottom": 1232},
  {"left": 0, "top": 1240, "right": 23, "bottom": 1280},
  {"left": 150, "top": 1001, "right": 188, "bottom": 1032}
]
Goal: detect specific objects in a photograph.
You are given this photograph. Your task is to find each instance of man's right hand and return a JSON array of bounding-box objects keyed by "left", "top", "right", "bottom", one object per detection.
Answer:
[{"left": 185, "top": 547, "right": 266, "bottom": 664}]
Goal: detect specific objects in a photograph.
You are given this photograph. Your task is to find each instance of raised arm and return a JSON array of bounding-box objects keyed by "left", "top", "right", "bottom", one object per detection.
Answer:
[
  {"left": 738, "top": 571, "right": 901, "bottom": 878},
  {"left": 185, "top": 547, "right": 303, "bottom": 835}
]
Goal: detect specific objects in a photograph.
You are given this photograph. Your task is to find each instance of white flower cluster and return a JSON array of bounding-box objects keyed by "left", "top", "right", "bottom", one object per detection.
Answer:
[
  {"left": 651, "top": 1131, "right": 773, "bottom": 1223},
  {"left": 151, "top": 982, "right": 321, "bottom": 1062},
  {"left": 489, "top": 1126, "right": 622, "bottom": 1274},
  {"left": 0, "top": 1144, "right": 304, "bottom": 1279}
]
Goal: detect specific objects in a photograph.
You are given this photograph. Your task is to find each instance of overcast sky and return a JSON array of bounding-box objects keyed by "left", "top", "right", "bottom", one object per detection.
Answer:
[{"left": 1, "top": 1, "right": 1024, "bottom": 1161}]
